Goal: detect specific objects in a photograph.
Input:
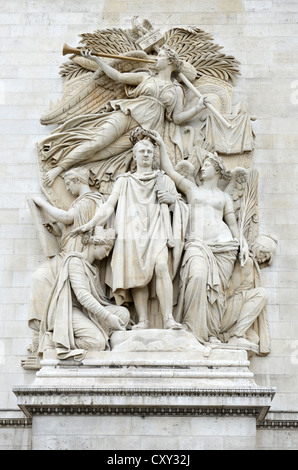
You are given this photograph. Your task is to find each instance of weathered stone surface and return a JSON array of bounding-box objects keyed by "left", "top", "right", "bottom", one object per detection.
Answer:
[
  {"left": 110, "top": 329, "right": 206, "bottom": 352},
  {"left": 1, "top": 0, "right": 298, "bottom": 450}
]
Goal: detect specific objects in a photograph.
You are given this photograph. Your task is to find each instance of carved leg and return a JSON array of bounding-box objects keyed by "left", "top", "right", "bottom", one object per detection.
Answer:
[
  {"left": 72, "top": 308, "right": 106, "bottom": 350},
  {"left": 131, "top": 286, "right": 150, "bottom": 329},
  {"left": 44, "top": 111, "right": 136, "bottom": 186},
  {"left": 181, "top": 255, "right": 210, "bottom": 342},
  {"left": 155, "top": 248, "right": 182, "bottom": 330},
  {"left": 224, "top": 287, "right": 268, "bottom": 345}
]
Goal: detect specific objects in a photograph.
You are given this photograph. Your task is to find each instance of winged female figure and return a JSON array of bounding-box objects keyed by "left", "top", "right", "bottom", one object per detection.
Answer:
[{"left": 39, "top": 45, "right": 208, "bottom": 187}]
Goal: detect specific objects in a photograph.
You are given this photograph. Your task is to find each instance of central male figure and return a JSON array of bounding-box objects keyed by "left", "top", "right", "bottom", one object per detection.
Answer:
[{"left": 72, "top": 135, "right": 188, "bottom": 330}]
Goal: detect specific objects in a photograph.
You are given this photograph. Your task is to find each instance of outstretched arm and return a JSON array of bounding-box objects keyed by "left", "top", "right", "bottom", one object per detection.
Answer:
[
  {"left": 70, "top": 179, "right": 121, "bottom": 237},
  {"left": 150, "top": 131, "right": 194, "bottom": 198},
  {"left": 72, "top": 203, "right": 115, "bottom": 236},
  {"left": 172, "top": 88, "right": 208, "bottom": 125},
  {"left": 32, "top": 197, "right": 74, "bottom": 225},
  {"left": 69, "top": 258, "right": 125, "bottom": 331},
  {"left": 81, "top": 50, "right": 147, "bottom": 86}
]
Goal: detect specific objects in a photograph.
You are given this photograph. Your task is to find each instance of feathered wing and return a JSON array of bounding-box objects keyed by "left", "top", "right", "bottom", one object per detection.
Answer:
[
  {"left": 59, "top": 55, "right": 99, "bottom": 82},
  {"left": 40, "top": 27, "right": 150, "bottom": 126},
  {"left": 223, "top": 166, "right": 248, "bottom": 221},
  {"left": 224, "top": 167, "right": 259, "bottom": 247},
  {"left": 224, "top": 167, "right": 269, "bottom": 356},
  {"left": 40, "top": 63, "right": 124, "bottom": 126},
  {"left": 164, "top": 27, "right": 241, "bottom": 85}
]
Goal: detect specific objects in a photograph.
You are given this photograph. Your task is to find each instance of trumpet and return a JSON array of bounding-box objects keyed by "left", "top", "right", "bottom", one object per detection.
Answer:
[
  {"left": 62, "top": 43, "right": 231, "bottom": 129},
  {"left": 62, "top": 43, "right": 156, "bottom": 64}
]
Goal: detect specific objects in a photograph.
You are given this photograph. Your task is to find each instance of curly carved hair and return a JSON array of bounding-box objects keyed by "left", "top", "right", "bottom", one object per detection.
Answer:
[
  {"left": 64, "top": 167, "right": 90, "bottom": 184},
  {"left": 130, "top": 127, "right": 157, "bottom": 147},
  {"left": 160, "top": 45, "right": 182, "bottom": 72},
  {"left": 204, "top": 153, "right": 231, "bottom": 181}
]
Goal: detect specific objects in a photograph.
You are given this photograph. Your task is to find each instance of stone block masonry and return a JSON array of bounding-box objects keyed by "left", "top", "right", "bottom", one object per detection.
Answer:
[{"left": 1, "top": 0, "right": 298, "bottom": 449}]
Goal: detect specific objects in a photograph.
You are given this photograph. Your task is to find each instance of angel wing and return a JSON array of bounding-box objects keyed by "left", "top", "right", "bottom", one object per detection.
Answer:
[
  {"left": 223, "top": 166, "right": 248, "bottom": 218},
  {"left": 224, "top": 167, "right": 259, "bottom": 247},
  {"left": 40, "top": 28, "right": 150, "bottom": 126},
  {"left": 58, "top": 26, "right": 139, "bottom": 83},
  {"left": 40, "top": 55, "right": 150, "bottom": 125},
  {"left": 59, "top": 55, "right": 99, "bottom": 82},
  {"left": 164, "top": 26, "right": 241, "bottom": 85}
]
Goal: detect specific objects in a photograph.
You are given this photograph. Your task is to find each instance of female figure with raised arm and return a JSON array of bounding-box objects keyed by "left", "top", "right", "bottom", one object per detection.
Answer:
[
  {"left": 150, "top": 131, "right": 249, "bottom": 344},
  {"left": 40, "top": 45, "right": 208, "bottom": 186},
  {"left": 27, "top": 168, "right": 105, "bottom": 347}
]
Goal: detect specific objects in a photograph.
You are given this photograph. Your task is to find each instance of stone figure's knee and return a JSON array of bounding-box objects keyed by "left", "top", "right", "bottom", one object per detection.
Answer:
[
  {"left": 188, "top": 263, "right": 208, "bottom": 284},
  {"left": 155, "top": 259, "right": 169, "bottom": 278},
  {"left": 118, "top": 307, "right": 130, "bottom": 326},
  {"left": 75, "top": 331, "right": 106, "bottom": 351},
  {"left": 257, "top": 287, "right": 268, "bottom": 303}
]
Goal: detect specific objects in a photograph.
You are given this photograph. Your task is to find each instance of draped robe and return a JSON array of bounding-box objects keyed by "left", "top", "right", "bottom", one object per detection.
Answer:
[
  {"left": 107, "top": 170, "right": 189, "bottom": 305},
  {"left": 39, "top": 253, "right": 129, "bottom": 360},
  {"left": 28, "top": 192, "right": 105, "bottom": 329},
  {"left": 38, "top": 75, "right": 184, "bottom": 172},
  {"left": 175, "top": 237, "right": 239, "bottom": 344}
]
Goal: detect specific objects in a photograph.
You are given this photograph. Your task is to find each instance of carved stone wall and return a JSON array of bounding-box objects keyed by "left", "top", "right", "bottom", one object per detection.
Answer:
[{"left": 0, "top": 0, "right": 298, "bottom": 450}]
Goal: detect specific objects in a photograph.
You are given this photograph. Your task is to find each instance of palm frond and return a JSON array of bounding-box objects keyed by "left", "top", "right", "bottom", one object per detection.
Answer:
[{"left": 165, "top": 27, "right": 241, "bottom": 84}]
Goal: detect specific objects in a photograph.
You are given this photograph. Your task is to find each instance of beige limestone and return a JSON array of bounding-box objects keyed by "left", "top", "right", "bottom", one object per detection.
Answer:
[{"left": 1, "top": 0, "right": 298, "bottom": 450}]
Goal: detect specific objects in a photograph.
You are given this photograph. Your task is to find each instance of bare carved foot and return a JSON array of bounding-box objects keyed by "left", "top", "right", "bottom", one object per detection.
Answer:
[
  {"left": 227, "top": 336, "right": 253, "bottom": 348},
  {"left": 163, "top": 317, "right": 183, "bottom": 330},
  {"left": 131, "top": 319, "right": 149, "bottom": 330}
]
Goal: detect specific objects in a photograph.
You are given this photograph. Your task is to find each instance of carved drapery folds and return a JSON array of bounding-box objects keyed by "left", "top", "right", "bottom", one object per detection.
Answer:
[{"left": 24, "top": 18, "right": 277, "bottom": 368}]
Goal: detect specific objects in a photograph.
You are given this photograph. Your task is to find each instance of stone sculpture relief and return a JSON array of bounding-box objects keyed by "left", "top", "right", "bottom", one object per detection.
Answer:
[
  {"left": 71, "top": 132, "right": 189, "bottom": 331},
  {"left": 24, "top": 18, "right": 277, "bottom": 366},
  {"left": 26, "top": 167, "right": 105, "bottom": 355},
  {"left": 38, "top": 227, "right": 129, "bottom": 361}
]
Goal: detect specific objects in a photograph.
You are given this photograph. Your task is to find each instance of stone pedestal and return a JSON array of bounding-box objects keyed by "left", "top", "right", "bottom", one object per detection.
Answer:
[{"left": 13, "top": 331, "right": 275, "bottom": 450}]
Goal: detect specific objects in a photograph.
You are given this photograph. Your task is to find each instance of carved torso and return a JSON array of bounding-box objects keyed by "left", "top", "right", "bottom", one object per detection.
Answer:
[
  {"left": 187, "top": 185, "right": 234, "bottom": 245},
  {"left": 111, "top": 75, "right": 180, "bottom": 133}
]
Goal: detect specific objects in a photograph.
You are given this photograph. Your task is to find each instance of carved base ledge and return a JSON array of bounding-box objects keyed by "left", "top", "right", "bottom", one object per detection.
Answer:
[
  {"left": 14, "top": 385, "right": 275, "bottom": 424},
  {"left": 14, "top": 348, "right": 275, "bottom": 425}
]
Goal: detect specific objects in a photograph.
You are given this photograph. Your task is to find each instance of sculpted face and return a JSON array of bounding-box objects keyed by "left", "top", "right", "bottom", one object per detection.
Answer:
[
  {"left": 92, "top": 243, "right": 112, "bottom": 261},
  {"left": 133, "top": 141, "right": 155, "bottom": 170},
  {"left": 155, "top": 49, "right": 171, "bottom": 71},
  {"left": 201, "top": 158, "right": 218, "bottom": 180},
  {"left": 64, "top": 177, "right": 81, "bottom": 196}
]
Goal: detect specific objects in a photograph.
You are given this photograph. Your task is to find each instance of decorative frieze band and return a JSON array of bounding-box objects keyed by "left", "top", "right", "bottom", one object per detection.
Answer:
[
  {"left": 0, "top": 418, "right": 32, "bottom": 428},
  {"left": 2, "top": 415, "right": 298, "bottom": 430},
  {"left": 258, "top": 420, "right": 298, "bottom": 430},
  {"left": 13, "top": 386, "right": 276, "bottom": 399},
  {"left": 20, "top": 405, "right": 262, "bottom": 418}
]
